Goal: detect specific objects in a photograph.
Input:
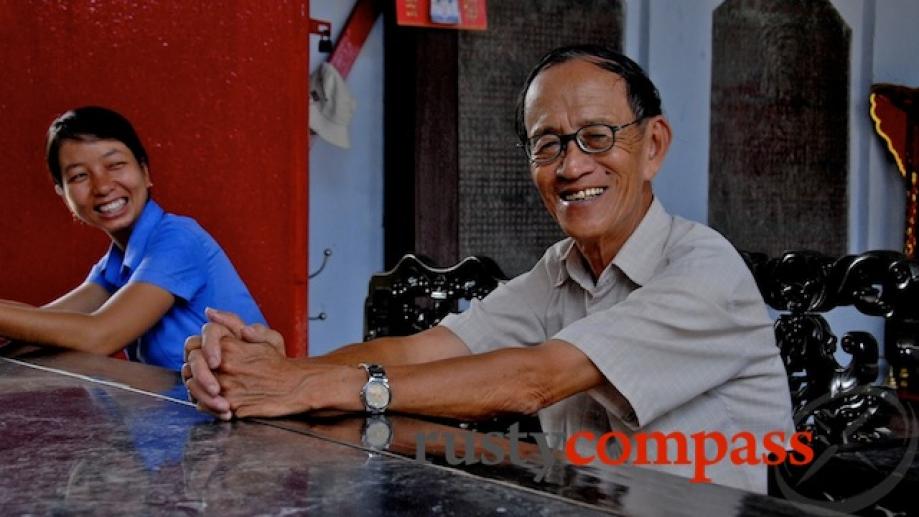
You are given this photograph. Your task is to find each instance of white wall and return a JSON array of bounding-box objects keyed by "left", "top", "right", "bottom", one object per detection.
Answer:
[
  {"left": 636, "top": 0, "right": 723, "bottom": 225},
  {"left": 308, "top": 1, "right": 384, "bottom": 355}
]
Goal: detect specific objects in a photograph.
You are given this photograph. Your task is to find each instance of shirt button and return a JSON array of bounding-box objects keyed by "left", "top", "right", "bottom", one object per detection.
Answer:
[{"left": 624, "top": 411, "right": 637, "bottom": 424}]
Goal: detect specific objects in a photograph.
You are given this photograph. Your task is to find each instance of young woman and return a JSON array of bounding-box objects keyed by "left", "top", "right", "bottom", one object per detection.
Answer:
[{"left": 0, "top": 106, "right": 265, "bottom": 371}]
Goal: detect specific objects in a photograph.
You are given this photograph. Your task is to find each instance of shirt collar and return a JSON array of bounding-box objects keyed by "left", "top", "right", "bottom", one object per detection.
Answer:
[
  {"left": 553, "top": 197, "right": 672, "bottom": 289},
  {"left": 611, "top": 197, "right": 671, "bottom": 287},
  {"left": 553, "top": 239, "right": 579, "bottom": 287},
  {"left": 98, "top": 199, "right": 165, "bottom": 281},
  {"left": 122, "top": 199, "right": 164, "bottom": 273}
]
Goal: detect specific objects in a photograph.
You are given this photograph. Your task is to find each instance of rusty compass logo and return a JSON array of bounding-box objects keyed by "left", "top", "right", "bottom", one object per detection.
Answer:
[{"left": 773, "top": 386, "right": 917, "bottom": 514}]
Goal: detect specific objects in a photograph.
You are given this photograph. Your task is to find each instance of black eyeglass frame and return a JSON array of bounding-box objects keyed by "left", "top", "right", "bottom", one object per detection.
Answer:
[{"left": 517, "top": 119, "right": 643, "bottom": 165}]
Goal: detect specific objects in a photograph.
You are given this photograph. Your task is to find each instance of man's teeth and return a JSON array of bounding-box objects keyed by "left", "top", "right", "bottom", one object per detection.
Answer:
[
  {"left": 562, "top": 187, "right": 606, "bottom": 202},
  {"left": 98, "top": 199, "right": 126, "bottom": 213}
]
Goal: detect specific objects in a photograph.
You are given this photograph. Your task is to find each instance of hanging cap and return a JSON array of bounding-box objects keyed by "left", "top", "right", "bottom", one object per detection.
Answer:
[{"left": 309, "top": 62, "right": 356, "bottom": 149}]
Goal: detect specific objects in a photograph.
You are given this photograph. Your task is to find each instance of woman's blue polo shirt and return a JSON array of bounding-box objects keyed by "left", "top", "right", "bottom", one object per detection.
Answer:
[{"left": 86, "top": 199, "right": 266, "bottom": 370}]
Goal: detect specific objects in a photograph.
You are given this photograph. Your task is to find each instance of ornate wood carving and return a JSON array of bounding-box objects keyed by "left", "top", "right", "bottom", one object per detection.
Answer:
[
  {"left": 742, "top": 250, "right": 919, "bottom": 447},
  {"left": 363, "top": 254, "right": 507, "bottom": 341}
]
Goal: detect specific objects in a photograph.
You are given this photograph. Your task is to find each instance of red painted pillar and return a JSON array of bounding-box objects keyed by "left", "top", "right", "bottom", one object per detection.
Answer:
[{"left": 0, "top": 1, "right": 310, "bottom": 356}]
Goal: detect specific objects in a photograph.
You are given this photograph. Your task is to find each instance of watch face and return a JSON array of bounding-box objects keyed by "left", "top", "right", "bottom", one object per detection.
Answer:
[{"left": 365, "top": 380, "right": 391, "bottom": 410}]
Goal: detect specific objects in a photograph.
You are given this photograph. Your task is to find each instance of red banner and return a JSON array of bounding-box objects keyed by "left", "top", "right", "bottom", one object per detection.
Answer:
[{"left": 396, "top": 0, "right": 487, "bottom": 31}]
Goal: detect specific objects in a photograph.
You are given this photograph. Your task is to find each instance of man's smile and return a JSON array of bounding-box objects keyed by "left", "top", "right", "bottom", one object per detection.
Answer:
[{"left": 560, "top": 186, "right": 607, "bottom": 203}]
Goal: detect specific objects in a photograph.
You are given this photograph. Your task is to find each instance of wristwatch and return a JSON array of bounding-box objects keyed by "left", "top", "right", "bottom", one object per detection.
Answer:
[{"left": 359, "top": 363, "right": 391, "bottom": 414}]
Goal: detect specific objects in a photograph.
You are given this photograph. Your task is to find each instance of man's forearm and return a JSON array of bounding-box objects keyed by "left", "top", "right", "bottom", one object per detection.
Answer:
[
  {"left": 360, "top": 340, "right": 606, "bottom": 421},
  {"left": 310, "top": 326, "right": 471, "bottom": 367},
  {"left": 211, "top": 331, "right": 605, "bottom": 422},
  {"left": 311, "top": 337, "right": 406, "bottom": 365}
]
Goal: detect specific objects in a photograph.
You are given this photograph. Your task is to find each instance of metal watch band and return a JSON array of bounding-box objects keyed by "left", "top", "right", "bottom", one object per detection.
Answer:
[{"left": 360, "top": 363, "right": 386, "bottom": 381}]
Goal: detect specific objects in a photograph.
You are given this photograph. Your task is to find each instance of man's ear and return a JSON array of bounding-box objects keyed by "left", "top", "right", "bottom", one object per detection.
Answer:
[
  {"left": 641, "top": 115, "right": 672, "bottom": 181},
  {"left": 55, "top": 184, "right": 64, "bottom": 197}
]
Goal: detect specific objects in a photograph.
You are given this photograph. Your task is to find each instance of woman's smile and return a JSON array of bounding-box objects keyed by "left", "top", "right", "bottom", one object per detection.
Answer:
[{"left": 57, "top": 138, "right": 151, "bottom": 249}]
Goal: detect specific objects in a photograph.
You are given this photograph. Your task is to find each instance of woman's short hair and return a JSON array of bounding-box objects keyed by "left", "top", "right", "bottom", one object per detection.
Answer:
[{"left": 46, "top": 106, "right": 149, "bottom": 186}]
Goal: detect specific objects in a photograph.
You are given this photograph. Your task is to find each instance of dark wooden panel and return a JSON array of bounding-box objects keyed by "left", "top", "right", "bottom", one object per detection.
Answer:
[
  {"left": 383, "top": 11, "right": 459, "bottom": 268},
  {"left": 457, "top": 0, "right": 624, "bottom": 276},
  {"left": 709, "top": 0, "right": 850, "bottom": 256},
  {"left": 383, "top": 11, "right": 418, "bottom": 268},
  {"left": 414, "top": 32, "right": 460, "bottom": 267}
]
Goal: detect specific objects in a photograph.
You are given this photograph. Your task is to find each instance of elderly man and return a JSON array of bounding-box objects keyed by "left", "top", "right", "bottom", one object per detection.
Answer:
[{"left": 184, "top": 45, "right": 794, "bottom": 492}]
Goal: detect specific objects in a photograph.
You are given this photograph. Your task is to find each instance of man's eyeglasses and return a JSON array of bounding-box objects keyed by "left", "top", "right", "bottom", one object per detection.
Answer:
[{"left": 519, "top": 120, "right": 642, "bottom": 165}]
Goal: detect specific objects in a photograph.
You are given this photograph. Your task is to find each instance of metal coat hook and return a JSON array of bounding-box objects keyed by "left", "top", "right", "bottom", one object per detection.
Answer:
[
  {"left": 310, "top": 248, "right": 333, "bottom": 279},
  {"left": 309, "top": 248, "right": 333, "bottom": 322}
]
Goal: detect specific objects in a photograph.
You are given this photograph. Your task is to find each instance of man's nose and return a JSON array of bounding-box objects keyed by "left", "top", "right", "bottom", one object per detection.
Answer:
[{"left": 555, "top": 140, "right": 594, "bottom": 180}]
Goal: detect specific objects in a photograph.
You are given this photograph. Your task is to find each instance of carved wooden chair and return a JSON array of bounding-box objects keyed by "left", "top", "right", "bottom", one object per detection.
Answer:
[
  {"left": 741, "top": 249, "right": 919, "bottom": 448},
  {"left": 363, "top": 250, "right": 919, "bottom": 446},
  {"left": 363, "top": 254, "right": 507, "bottom": 342},
  {"left": 362, "top": 254, "right": 548, "bottom": 433},
  {"left": 748, "top": 250, "right": 919, "bottom": 512}
]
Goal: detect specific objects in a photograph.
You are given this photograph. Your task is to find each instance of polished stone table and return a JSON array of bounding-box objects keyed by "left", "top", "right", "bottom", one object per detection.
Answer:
[{"left": 0, "top": 345, "right": 843, "bottom": 516}]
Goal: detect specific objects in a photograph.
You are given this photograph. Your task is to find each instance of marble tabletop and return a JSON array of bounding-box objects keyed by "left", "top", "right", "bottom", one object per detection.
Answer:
[{"left": 0, "top": 345, "right": 841, "bottom": 516}]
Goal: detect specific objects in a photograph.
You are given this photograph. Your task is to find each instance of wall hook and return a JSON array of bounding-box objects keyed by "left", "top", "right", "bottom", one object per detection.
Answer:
[{"left": 310, "top": 248, "right": 333, "bottom": 279}]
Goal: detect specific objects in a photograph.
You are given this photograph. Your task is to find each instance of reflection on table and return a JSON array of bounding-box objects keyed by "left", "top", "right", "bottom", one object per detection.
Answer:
[{"left": 0, "top": 344, "right": 851, "bottom": 515}]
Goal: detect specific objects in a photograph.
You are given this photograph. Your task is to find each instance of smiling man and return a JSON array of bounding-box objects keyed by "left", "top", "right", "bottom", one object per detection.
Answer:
[{"left": 184, "top": 45, "right": 794, "bottom": 493}]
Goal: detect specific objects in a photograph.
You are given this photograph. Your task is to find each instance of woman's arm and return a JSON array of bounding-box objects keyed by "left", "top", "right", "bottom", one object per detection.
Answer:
[
  {"left": 42, "top": 281, "right": 112, "bottom": 312},
  {"left": 0, "top": 282, "right": 174, "bottom": 355},
  {"left": 0, "top": 282, "right": 109, "bottom": 347},
  {"left": 2, "top": 281, "right": 112, "bottom": 313}
]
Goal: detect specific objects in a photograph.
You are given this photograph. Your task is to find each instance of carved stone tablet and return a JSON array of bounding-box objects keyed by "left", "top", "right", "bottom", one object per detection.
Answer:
[{"left": 709, "top": 0, "right": 850, "bottom": 256}]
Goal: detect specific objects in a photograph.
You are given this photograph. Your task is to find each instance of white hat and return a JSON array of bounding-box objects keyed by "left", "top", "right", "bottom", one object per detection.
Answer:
[{"left": 309, "top": 62, "right": 356, "bottom": 149}]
